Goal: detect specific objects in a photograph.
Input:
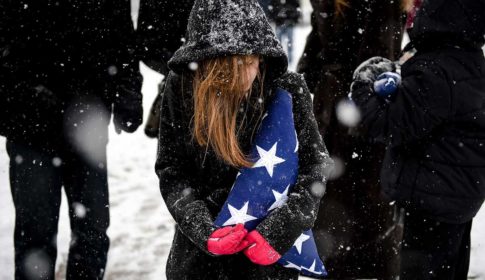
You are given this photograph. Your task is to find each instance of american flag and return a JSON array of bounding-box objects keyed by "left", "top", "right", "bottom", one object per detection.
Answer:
[{"left": 214, "top": 88, "right": 327, "bottom": 277}]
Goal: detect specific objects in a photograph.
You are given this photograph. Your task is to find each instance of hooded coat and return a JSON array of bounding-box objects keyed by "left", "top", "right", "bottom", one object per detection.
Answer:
[
  {"left": 352, "top": 0, "right": 485, "bottom": 224},
  {"left": 0, "top": 0, "right": 140, "bottom": 141},
  {"left": 296, "top": 0, "right": 407, "bottom": 278},
  {"left": 155, "top": 0, "right": 332, "bottom": 279}
]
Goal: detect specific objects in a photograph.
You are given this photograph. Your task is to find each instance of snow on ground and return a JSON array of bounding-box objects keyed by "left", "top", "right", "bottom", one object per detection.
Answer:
[{"left": 1, "top": 25, "right": 485, "bottom": 280}]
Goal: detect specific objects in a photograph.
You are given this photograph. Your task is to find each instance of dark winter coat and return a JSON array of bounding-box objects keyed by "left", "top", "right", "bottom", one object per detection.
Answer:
[
  {"left": 137, "top": 0, "right": 194, "bottom": 138},
  {"left": 0, "top": 0, "right": 140, "bottom": 140},
  {"left": 137, "top": 0, "right": 195, "bottom": 76},
  {"left": 268, "top": 0, "right": 301, "bottom": 26},
  {"left": 352, "top": 0, "right": 485, "bottom": 224},
  {"left": 295, "top": 0, "right": 406, "bottom": 278},
  {"left": 155, "top": 0, "right": 331, "bottom": 278}
]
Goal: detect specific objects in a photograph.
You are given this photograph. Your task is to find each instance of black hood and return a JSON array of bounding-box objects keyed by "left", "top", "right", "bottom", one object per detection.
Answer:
[
  {"left": 409, "top": 0, "right": 485, "bottom": 49},
  {"left": 168, "top": 0, "right": 288, "bottom": 78}
]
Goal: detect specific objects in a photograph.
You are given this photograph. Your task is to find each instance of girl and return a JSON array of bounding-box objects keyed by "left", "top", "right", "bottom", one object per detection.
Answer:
[{"left": 155, "top": 0, "right": 331, "bottom": 279}]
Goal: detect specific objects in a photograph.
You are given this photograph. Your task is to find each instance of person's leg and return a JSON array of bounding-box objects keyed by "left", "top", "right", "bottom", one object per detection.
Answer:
[
  {"left": 286, "top": 25, "right": 294, "bottom": 65},
  {"left": 7, "top": 140, "right": 63, "bottom": 280},
  {"left": 448, "top": 220, "right": 471, "bottom": 280},
  {"left": 62, "top": 98, "right": 110, "bottom": 280},
  {"left": 400, "top": 210, "right": 471, "bottom": 280},
  {"left": 275, "top": 25, "right": 284, "bottom": 47}
]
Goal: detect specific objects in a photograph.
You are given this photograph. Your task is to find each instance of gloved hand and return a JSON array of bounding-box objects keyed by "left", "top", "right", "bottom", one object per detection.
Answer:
[
  {"left": 113, "top": 82, "right": 143, "bottom": 134},
  {"left": 373, "top": 72, "right": 401, "bottom": 100},
  {"left": 207, "top": 224, "right": 249, "bottom": 255},
  {"left": 33, "top": 84, "right": 60, "bottom": 110},
  {"left": 243, "top": 230, "right": 281, "bottom": 265},
  {"left": 352, "top": 56, "right": 396, "bottom": 87}
]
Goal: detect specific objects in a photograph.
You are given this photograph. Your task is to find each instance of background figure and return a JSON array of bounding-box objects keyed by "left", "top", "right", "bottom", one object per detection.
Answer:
[
  {"left": 136, "top": 0, "right": 194, "bottom": 138},
  {"left": 268, "top": 0, "right": 302, "bottom": 65},
  {"left": 297, "top": 0, "right": 408, "bottom": 278},
  {"left": 350, "top": 0, "right": 485, "bottom": 279},
  {"left": 0, "top": 0, "right": 142, "bottom": 279}
]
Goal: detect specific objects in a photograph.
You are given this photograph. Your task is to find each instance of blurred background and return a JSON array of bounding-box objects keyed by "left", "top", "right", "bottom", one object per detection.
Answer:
[{"left": 1, "top": 0, "right": 484, "bottom": 279}]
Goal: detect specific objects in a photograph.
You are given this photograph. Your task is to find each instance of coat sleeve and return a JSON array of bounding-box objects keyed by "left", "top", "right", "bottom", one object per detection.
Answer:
[
  {"left": 351, "top": 57, "right": 452, "bottom": 147},
  {"left": 255, "top": 73, "right": 333, "bottom": 254},
  {"left": 155, "top": 73, "right": 216, "bottom": 255}
]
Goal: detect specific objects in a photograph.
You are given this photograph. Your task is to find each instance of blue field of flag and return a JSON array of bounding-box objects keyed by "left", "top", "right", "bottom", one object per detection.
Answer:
[{"left": 214, "top": 88, "right": 327, "bottom": 278}]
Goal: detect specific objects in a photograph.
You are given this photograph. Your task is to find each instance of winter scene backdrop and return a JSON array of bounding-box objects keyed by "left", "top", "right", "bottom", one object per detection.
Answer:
[{"left": 1, "top": 0, "right": 484, "bottom": 279}]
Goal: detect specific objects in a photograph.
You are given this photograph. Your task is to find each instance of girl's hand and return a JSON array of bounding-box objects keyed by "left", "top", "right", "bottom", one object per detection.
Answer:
[
  {"left": 207, "top": 224, "right": 249, "bottom": 255},
  {"left": 243, "top": 230, "right": 281, "bottom": 265}
]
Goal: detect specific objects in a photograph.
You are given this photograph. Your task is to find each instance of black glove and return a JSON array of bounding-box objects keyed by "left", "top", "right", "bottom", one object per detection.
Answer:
[
  {"left": 33, "top": 84, "right": 60, "bottom": 109},
  {"left": 113, "top": 79, "right": 143, "bottom": 134},
  {"left": 351, "top": 56, "right": 396, "bottom": 91}
]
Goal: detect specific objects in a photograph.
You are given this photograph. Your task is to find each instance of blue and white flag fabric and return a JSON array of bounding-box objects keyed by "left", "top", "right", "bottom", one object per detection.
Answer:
[{"left": 214, "top": 88, "right": 327, "bottom": 278}]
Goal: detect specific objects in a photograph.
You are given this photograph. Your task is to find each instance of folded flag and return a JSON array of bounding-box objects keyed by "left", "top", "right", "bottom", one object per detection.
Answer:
[{"left": 214, "top": 88, "right": 327, "bottom": 278}]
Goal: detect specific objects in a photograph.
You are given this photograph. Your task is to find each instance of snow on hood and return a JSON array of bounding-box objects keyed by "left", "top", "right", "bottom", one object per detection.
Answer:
[{"left": 168, "top": 0, "right": 288, "bottom": 78}]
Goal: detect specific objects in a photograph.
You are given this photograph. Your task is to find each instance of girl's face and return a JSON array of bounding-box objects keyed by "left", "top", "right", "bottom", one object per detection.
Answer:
[{"left": 243, "top": 55, "right": 260, "bottom": 92}]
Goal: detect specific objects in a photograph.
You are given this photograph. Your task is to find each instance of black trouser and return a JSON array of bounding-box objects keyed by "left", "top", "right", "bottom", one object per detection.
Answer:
[
  {"left": 401, "top": 210, "right": 472, "bottom": 280},
  {"left": 6, "top": 99, "right": 111, "bottom": 280}
]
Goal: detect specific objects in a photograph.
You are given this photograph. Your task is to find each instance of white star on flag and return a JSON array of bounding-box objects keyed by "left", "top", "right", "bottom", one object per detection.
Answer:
[
  {"left": 222, "top": 201, "right": 257, "bottom": 226},
  {"left": 284, "top": 261, "right": 302, "bottom": 271},
  {"left": 252, "top": 142, "right": 285, "bottom": 177},
  {"left": 301, "top": 260, "right": 323, "bottom": 275},
  {"left": 293, "top": 233, "right": 310, "bottom": 254},
  {"left": 268, "top": 185, "right": 290, "bottom": 211}
]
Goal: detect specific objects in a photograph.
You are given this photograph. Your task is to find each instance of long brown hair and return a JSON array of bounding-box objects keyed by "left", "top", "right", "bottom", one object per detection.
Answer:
[
  {"left": 335, "top": 0, "right": 350, "bottom": 17},
  {"left": 401, "top": 0, "right": 415, "bottom": 12},
  {"left": 192, "top": 55, "right": 264, "bottom": 168}
]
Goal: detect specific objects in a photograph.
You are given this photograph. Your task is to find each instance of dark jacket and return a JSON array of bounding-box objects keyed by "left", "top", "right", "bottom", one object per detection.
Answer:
[
  {"left": 296, "top": 0, "right": 406, "bottom": 278},
  {"left": 268, "top": 0, "right": 301, "bottom": 26},
  {"left": 137, "top": 0, "right": 194, "bottom": 75},
  {"left": 155, "top": 0, "right": 331, "bottom": 278},
  {"left": 352, "top": 0, "right": 485, "bottom": 224},
  {"left": 0, "top": 0, "right": 140, "bottom": 140}
]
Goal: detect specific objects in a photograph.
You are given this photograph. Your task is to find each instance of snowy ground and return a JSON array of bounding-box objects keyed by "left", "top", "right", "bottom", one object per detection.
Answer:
[{"left": 1, "top": 23, "right": 485, "bottom": 280}]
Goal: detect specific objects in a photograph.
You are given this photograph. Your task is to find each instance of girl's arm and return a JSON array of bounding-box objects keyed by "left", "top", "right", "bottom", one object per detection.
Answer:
[
  {"left": 255, "top": 73, "right": 333, "bottom": 254},
  {"left": 351, "top": 57, "right": 452, "bottom": 147},
  {"left": 155, "top": 73, "right": 216, "bottom": 254}
]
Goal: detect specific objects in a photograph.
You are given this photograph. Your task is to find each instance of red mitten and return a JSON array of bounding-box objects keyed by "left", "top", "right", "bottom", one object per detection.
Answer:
[
  {"left": 207, "top": 224, "right": 249, "bottom": 255},
  {"left": 243, "top": 230, "right": 281, "bottom": 265}
]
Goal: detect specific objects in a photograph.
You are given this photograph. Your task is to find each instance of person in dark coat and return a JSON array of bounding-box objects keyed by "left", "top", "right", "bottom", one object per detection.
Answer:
[
  {"left": 296, "top": 0, "right": 408, "bottom": 278},
  {"left": 350, "top": 0, "right": 485, "bottom": 279},
  {"left": 155, "top": 0, "right": 332, "bottom": 279},
  {"left": 137, "top": 0, "right": 195, "bottom": 138},
  {"left": 0, "top": 0, "right": 142, "bottom": 279},
  {"left": 267, "top": 0, "right": 301, "bottom": 64}
]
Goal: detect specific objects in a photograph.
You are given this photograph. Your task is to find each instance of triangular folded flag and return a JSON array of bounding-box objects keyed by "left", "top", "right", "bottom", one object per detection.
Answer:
[{"left": 214, "top": 88, "right": 327, "bottom": 278}]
